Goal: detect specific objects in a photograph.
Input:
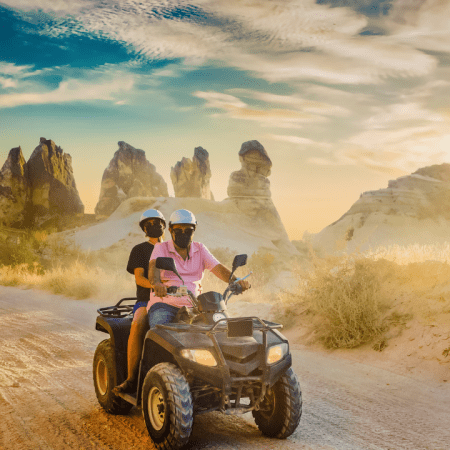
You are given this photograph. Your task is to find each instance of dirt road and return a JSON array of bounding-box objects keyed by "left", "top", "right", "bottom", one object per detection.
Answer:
[{"left": 1, "top": 286, "right": 449, "bottom": 450}]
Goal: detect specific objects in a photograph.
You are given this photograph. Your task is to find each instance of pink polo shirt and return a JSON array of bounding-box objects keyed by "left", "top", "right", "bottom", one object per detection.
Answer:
[{"left": 147, "top": 240, "right": 220, "bottom": 310}]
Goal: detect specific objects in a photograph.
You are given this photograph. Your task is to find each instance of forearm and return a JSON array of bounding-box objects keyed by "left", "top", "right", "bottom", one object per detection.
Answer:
[
  {"left": 148, "top": 261, "right": 162, "bottom": 286},
  {"left": 135, "top": 275, "right": 153, "bottom": 289},
  {"left": 211, "top": 264, "right": 235, "bottom": 283}
]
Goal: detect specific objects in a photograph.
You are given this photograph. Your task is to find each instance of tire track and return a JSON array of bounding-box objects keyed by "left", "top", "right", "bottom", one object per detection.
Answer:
[{"left": 1, "top": 286, "right": 450, "bottom": 450}]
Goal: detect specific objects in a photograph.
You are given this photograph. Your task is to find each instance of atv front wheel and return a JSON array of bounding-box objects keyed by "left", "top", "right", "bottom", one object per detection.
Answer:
[
  {"left": 253, "top": 367, "right": 302, "bottom": 439},
  {"left": 142, "top": 362, "right": 193, "bottom": 450},
  {"left": 93, "top": 339, "right": 133, "bottom": 415}
]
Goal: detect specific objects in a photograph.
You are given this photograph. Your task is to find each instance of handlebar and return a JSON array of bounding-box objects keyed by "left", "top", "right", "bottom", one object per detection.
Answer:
[
  {"left": 161, "top": 271, "right": 252, "bottom": 307},
  {"left": 163, "top": 285, "right": 198, "bottom": 308},
  {"left": 223, "top": 271, "right": 252, "bottom": 303}
]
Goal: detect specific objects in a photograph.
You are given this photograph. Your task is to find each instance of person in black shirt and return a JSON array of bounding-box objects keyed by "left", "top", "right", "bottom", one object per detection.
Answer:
[{"left": 113, "top": 209, "right": 166, "bottom": 394}]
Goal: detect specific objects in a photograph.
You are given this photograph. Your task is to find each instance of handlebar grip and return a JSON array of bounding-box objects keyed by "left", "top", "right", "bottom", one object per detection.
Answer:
[{"left": 231, "top": 283, "right": 243, "bottom": 294}]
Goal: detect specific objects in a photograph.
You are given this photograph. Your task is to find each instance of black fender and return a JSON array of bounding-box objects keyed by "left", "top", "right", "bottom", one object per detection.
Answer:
[
  {"left": 95, "top": 315, "right": 132, "bottom": 386},
  {"left": 136, "top": 326, "right": 222, "bottom": 405}
]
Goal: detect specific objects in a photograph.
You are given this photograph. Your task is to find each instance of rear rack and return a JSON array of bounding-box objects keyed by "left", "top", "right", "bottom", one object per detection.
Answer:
[{"left": 97, "top": 297, "right": 137, "bottom": 318}]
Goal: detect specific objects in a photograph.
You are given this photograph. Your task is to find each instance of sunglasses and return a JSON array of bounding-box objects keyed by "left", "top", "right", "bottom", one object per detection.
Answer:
[
  {"left": 145, "top": 219, "right": 164, "bottom": 226},
  {"left": 172, "top": 227, "right": 195, "bottom": 235}
]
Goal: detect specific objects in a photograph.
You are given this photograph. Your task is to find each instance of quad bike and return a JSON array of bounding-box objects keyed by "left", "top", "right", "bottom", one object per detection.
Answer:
[{"left": 93, "top": 254, "right": 302, "bottom": 449}]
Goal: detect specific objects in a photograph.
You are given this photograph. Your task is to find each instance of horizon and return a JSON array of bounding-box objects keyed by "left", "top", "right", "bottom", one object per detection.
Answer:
[{"left": 2, "top": 0, "right": 450, "bottom": 240}]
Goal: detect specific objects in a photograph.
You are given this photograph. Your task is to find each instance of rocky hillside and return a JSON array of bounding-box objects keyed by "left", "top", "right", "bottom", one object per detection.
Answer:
[
  {"left": 312, "top": 164, "right": 450, "bottom": 253},
  {"left": 95, "top": 141, "right": 168, "bottom": 217},
  {"left": 0, "top": 138, "right": 84, "bottom": 228}
]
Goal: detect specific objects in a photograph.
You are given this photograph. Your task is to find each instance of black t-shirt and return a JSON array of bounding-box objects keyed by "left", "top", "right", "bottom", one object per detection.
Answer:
[{"left": 126, "top": 241, "right": 154, "bottom": 302}]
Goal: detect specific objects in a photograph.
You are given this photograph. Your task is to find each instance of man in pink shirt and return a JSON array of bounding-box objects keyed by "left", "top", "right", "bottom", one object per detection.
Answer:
[{"left": 148, "top": 209, "right": 250, "bottom": 328}]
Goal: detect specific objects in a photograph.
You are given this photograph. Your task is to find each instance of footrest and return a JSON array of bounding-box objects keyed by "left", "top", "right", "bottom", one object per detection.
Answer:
[{"left": 117, "top": 392, "right": 137, "bottom": 406}]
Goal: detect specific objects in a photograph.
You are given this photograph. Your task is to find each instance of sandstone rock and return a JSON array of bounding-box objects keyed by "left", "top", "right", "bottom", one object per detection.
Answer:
[
  {"left": 170, "top": 147, "right": 213, "bottom": 199},
  {"left": 0, "top": 147, "right": 29, "bottom": 227},
  {"left": 0, "top": 138, "right": 85, "bottom": 228},
  {"left": 226, "top": 140, "right": 296, "bottom": 255},
  {"left": 27, "top": 138, "right": 84, "bottom": 226},
  {"left": 312, "top": 163, "right": 450, "bottom": 253},
  {"left": 95, "top": 141, "right": 168, "bottom": 217},
  {"left": 227, "top": 140, "right": 272, "bottom": 198}
]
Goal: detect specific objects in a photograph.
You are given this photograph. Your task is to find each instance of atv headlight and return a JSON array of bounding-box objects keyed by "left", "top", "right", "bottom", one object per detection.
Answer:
[
  {"left": 267, "top": 343, "right": 288, "bottom": 365},
  {"left": 180, "top": 349, "right": 217, "bottom": 367}
]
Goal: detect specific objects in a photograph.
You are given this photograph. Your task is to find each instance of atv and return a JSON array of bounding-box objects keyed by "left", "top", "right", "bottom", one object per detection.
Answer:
[{"left": 93, "top": 254, "right": 302, "bottom": 449}]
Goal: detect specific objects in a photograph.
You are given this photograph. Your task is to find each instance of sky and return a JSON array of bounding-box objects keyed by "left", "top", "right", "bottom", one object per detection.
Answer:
[{"left": 1, "top": 0, "right": 450, "bottom": 240}]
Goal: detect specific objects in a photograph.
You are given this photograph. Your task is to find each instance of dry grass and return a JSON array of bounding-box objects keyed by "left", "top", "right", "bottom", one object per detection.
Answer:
[
  {"left": 2, "top": 229, "right": 450, "bottom": 353},
  {"left": 0, "top": 230, "right": 133, "bottom": 300},
  {"left": 203, "top": 247, "right": 280, "bottom": 303},
  {"left": 363, "top": 242, "right": 450, "bottom": 264},
  {"left": 302, "top": 258, "right": 387, "bottom": 348},
  {"left": 275, "top": 243, "right": 450, "bottom": 349},
  {"left": 275, "top": 256, "right": 387, "bottom": 348},
  {"left": 0, "top": 260, "right": 133, "bottom": 300}
]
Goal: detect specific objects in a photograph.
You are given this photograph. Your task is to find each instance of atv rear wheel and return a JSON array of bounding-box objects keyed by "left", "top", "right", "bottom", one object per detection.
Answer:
[
  {"left": 142, "top": 362, "right": 193, "bottom": 450},
  {"left": 93, "top": 339, "right": 133, "bottom": 415},
  {"left": 252, "top": 367, "right": 302, "bottom": 439}
]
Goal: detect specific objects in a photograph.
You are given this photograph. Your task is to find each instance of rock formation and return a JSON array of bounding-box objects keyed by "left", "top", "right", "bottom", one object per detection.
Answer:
[
  {"left": 312, "top": 163, "right": 450, "bottom": 253},
  {"left": 0, "top": 138, "right": 84, "bottom": 227},
  {"left": 170, "top": 147, "right": 214, "bottom": 199},
  {"left": 227, "top": 140, "right": 272, "bottom": 198},
  {"left": 226, "top": 140, "right": 297, "bottom": 254},
  {"left": 0, "top": 147, "right": 29, "bottom": 227},
  {"left": 27, "top": 138, "right": 84, "bottom": 225},
  {"left": 95, "top": 141, "right": 168, "bottom": 217}
]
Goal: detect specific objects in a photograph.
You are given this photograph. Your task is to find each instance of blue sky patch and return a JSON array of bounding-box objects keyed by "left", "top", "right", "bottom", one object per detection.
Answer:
[{"left": 316, "top": 0, "right": 393, "bottom": 17}]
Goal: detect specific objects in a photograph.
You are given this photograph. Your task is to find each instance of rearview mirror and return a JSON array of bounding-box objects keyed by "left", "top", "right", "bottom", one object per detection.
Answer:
[
  {"left": 155, "top": 257, "right": 184, "bottom": 282},
  {"left": 232, "top": 254, "right": 247, "bottom": 272}
]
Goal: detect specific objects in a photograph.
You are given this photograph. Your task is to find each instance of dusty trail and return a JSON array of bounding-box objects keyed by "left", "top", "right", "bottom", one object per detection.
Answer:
[{"left": 1, "top": 286, "right": 449, "bottom": 450}]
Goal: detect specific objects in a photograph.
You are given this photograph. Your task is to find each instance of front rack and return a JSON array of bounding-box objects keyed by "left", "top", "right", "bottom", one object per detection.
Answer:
[
  {"left": 156, "top": 316, "right": 286, "bottom": 413},
  {"left": 156, "top": 317, "right": 283, "bottom": 334},
  {"left": 97, "top": 297, "right": 137, "bottom": 318}
]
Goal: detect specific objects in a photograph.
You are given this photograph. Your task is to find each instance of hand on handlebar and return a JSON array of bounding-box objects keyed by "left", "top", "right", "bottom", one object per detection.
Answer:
[
  {"left": 229, "top": 279, "right": 251, "bottom": 295},
  {"left": 238, "top": 279, "right": 251, "bottom": 292},
  {"left": 154, "top": 282, "right": 167, "bottom": 298}
]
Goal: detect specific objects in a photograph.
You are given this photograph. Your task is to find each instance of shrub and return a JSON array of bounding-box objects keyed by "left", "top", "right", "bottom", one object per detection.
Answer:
[
  {"left": 247, "top": 249, "right": 276, "bottom": 286},
  {"left": 0, "top": 233, "right": 40, "bottom": 268},
  {"left": 303, "top": 258, "right": 386, "bottom": 348},
  {"left": 0, "top": 263, "right": 42, "bottom": 286},
  {"left": 40, "top": 262, "right": 100, "bottom": 299}
]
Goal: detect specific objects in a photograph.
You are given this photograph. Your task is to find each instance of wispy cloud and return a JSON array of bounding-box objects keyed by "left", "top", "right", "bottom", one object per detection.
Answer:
[
  {"left": 230, "top": 89, "right": 350, "bottom": 116},
  {"left": 266, "top": 134, "right": 332, "bottom": 148},
  {"left": 194, "top": 90, "right": 329, "bottom": 129},
  {"left": 300, "top": 96, "right": 450, "bottom": 174},
  {"left": 0, "top": 62, "right": 42, "bottom": 79},
  {"left": 1, "top": 0, "right": 94, "bottom": 14},
  {"left": 0, "top": 77, "right": 17, "bottom": 88},
  {"left": 339, "top": 131, "right": 450, "bottom": 174},
  {"left": 0, "top": 77, "right": 134, "bottom": 108},
  {"left": 0, "top": 62, "right": 46, "bottom": 92},
  {"left": 388, "top": 0, "right": 450, "bottom": 53},
  {"left": 6, "top": 0, "right": 441, "bottom": 85},
  {"left": 363, "top": 103, "right": 445, "bottom": 129}
]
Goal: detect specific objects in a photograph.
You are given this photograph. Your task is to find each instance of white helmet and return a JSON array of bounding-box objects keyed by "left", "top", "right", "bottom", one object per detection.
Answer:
[
  {"left": 169, "top": 209, "right": 197, "bottom": 228},
  {"left": 139, "top": 209, "right": 166, "bottom": 231}
]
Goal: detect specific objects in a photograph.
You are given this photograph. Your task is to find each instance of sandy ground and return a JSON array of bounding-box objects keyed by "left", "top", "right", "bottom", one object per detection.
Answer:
[{"left": 1, "top": 286, "right": 450, "bottom": 450}]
